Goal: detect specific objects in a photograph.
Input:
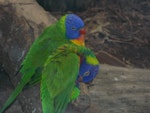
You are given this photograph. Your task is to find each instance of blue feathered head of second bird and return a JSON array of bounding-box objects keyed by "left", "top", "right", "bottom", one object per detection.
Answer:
[{"left": 78, "top": 59, "right": 99, "bottom": 83}]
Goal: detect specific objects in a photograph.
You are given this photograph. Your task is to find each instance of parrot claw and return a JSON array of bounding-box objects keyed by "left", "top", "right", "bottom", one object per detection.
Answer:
[
  {"left": 69, "top": 83, "right": 91, "bottom": 112},
  {"left": 70, "top": 94, "right": 91, "bottom": 112}
]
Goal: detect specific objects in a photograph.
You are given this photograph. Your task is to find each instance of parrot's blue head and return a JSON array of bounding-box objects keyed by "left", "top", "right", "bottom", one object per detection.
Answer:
[
  {"left": 65, "top": 14, "right": 85, "bottom": 40},
  {"left": 78, "top": 59, "right": 99, "bottom": 83}
]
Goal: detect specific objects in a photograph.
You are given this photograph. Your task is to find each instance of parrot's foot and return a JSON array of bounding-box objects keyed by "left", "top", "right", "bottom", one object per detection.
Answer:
[{"left": 71, "top": 94, "right": 91, "bottom": 113}]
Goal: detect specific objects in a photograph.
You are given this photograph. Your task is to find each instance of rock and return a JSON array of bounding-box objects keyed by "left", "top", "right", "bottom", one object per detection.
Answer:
[
  {"left": 36, "top": 0, "right": 94, "bottom": 11},
  {"left": 88, "top": 65, "right": 150, "bottom": 113},
  {"left": 0, "top": 0, "right": 56, "bottom": 112},
  {"left": 96, "top": 51, "right": 126, "bottom": 67},
  {"left": 1, "top": 65, "right": 150, "bottom": 113},
  {"left": 0, "top": 0, "right": 56, "bottom": 81}
]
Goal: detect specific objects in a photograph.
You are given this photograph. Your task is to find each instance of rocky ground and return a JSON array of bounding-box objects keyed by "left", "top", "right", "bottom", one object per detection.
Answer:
[{"left": 0, "top": 65, "right": 150, "bottom": 113}]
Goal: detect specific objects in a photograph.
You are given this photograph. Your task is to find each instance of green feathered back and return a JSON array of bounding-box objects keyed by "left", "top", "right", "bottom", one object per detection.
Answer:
[
  {"left": 21, "top": 15, "right": 68, "bottom": 74},
  {"left": 41, "top": 49, "right": 79, "bottom": 113}
]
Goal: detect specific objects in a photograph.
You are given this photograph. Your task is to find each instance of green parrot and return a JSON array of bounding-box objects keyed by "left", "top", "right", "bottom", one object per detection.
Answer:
[
  {"left": 40, "top": 44, "right": 99, "bottom": 113},
  {"left": 0, "top": 14, "right": 99, "bottom": 113}
]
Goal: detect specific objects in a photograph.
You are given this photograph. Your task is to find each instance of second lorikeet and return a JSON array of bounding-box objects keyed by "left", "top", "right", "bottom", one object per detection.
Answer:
[{"left": 40, "top": 43, "right": 99, "bottom": 113}]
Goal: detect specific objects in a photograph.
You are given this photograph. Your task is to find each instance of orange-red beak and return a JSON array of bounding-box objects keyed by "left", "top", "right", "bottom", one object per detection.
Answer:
[
  {"left": 71, "top": 28, "right": 86, "bottom": 46},
  {"left": 79, "top": 28, "right": 86, "bottom": 35}
]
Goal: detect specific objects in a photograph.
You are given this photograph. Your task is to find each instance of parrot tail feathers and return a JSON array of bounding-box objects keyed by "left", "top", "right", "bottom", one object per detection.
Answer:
[
  {"left": 41, "top": 79, "right": 55, "bottom": 113},
  {"left": 0, "top": 79, "right": 27, "bottom": 113},
  {"left": 0, "top": 84, "right": 24, "bottom": 113},
  {"left": 41, "top": 94, "right": 54, "bottom": 113},
  {"left": 54, "top": 91, "right": 70, "bottom": 113},
  {"left": 0, "top": 69, "right": 35, "bottom": 113}
]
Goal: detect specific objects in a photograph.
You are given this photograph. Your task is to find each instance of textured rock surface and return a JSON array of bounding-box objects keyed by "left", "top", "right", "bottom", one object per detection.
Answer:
[
  {"left": 0, "top": 1, "right": 56, "bottom": 112},
  {"left": 0, "top": 0, "right": 56, "bottom": 81},
  {"left": 0, "top": 65, "right": 150, "bottom": 113}
]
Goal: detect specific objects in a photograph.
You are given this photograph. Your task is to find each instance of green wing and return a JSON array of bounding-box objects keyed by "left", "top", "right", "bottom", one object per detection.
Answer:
[
  {"left": 21, "top": 17, "right": 69, "bottom": 87},
  {"left": 41, "top": 50, "right": 79, "bottom": 113},
  {"left": 0, "top": 18, "right": 68, "bottom": 113}
]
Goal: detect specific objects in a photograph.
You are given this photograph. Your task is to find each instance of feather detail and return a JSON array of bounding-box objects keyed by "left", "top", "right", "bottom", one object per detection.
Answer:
[
  {"left": 85, "top": 55, "right": 99, "bottom": 65},
  {"left": 41, "top": 49, "right": 79, "bottom": 113}
]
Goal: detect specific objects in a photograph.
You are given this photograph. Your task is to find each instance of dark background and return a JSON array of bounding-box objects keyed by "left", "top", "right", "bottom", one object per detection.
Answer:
[{"left": 37, "top": 0, "right": 150, "bottom": 68}]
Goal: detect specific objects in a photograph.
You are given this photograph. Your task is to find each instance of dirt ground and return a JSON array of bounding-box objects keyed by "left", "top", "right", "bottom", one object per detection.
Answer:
[{"left": 0, "top": 64, "right": 150, "bottom": 113}]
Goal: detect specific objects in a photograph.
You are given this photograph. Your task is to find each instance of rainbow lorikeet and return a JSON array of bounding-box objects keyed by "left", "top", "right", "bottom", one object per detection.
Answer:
[{"left": 0, "top": 14, "right": 99, "bottom": 113}]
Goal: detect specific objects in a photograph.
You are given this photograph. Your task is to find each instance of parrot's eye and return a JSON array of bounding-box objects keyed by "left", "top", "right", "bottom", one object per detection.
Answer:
[
  {"left": 71, "top": 27, "right": 77, "bottom": 30},
  {"left": 83, "top": 71, "right": 90, "bottom": 77}
]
